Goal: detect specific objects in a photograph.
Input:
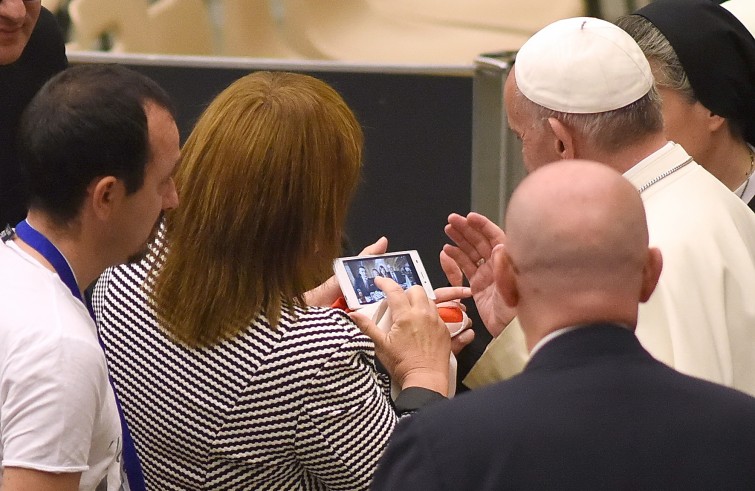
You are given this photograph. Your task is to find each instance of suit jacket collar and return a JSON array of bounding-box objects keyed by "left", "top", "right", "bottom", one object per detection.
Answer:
[{"left": 524, "top": 323, "right": 653, "bottom": 373}]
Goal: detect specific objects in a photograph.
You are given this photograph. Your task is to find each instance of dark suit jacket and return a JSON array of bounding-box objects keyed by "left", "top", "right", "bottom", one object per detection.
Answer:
[
  {"left": 353, "top": 277, "right": 373, "bottom": 297},
  {"left": 387, "top": 271, "right": 404, "bottom": 284},
  {"left": 372, "top": 324, "right": 755, "bottom": 490}
]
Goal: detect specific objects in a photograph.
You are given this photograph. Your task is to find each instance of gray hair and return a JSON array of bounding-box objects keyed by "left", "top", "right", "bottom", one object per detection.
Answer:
[
  {"left": 615, "top": 14, "right": 696, "bottom": 102},
  {"left": 513, "top": 84, "right": 663, "bottom": 154}
]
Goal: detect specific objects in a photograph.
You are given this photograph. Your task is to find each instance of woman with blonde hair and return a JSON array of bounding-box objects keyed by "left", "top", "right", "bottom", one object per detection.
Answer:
[{"left": 93, "top": 71, "right": 455, "bottom": 490}]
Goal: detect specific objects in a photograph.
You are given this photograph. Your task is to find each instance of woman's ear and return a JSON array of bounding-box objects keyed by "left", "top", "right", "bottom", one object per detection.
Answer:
[{"left": 697, "top": 102, "right": 726, "bottom": 133}]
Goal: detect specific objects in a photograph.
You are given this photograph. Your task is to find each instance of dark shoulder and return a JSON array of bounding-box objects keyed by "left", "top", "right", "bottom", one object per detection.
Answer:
[
  {"left": 406, "top": 373, "right": 527, "bottom": 433},
  {"left": 21, "top": 7, "right": 68, "bottom": 72},
  {"left": 671, "top": 369, "right": 755, "bottom": 418}
]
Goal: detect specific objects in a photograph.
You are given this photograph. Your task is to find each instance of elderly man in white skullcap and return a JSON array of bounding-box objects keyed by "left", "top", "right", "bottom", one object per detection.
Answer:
[{"left": 443, "top": 17, "right": 755, "bottom": 396}]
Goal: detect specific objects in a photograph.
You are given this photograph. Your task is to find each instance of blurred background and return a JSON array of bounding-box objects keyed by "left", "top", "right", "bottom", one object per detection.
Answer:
[{"left": 46, "top": 0, "right": 651, "bottom": 63}]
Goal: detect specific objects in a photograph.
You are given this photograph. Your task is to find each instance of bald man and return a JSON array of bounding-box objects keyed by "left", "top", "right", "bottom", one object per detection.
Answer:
[
  {"left": 373, "top": 161, "right": 755, "bottom": 490},
  {"left": 446, "top": 17, "right": 755, "bottom": 396}
]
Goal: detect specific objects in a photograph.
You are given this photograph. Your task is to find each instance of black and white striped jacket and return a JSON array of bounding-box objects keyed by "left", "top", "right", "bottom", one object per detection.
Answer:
[{"left": 92, "top": 261, "right": 398, "bottom": 490}]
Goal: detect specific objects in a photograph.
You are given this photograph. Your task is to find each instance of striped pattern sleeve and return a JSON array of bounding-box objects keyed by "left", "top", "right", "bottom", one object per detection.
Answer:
[{"left": 294, "top": 312, "right": 398, "bottom": 489}]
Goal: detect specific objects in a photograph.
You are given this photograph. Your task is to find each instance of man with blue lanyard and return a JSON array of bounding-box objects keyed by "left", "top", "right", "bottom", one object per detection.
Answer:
[{"left": 0, "top": 64, "right": 179, "bottom": 491}]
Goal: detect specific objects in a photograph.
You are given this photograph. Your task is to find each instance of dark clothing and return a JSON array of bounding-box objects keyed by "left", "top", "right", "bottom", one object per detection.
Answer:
[
  {"left": 0, "top": 8, "right": 67, "bottom": 227},
  {"left": 373, "top": 324, "right": 755, "bottom": 490},
  {"left": 386, "top": 271, "right": 404, "bottom": 284},
  {"left": 354, "top": 276, "right": 376, "bottom": 299},
  {"left": 634, "top": 0, "right": 755, "bottom": 147}
]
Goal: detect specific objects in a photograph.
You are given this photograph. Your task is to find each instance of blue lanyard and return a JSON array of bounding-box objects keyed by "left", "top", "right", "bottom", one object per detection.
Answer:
[{"left": 14, "top": 220, "right": 147, "bottom": 491}]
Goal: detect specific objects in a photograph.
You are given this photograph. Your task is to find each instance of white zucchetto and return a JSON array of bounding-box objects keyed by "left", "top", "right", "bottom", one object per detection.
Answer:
[{"left": 515, "top": 17, "right": 654, "bottom": 114}]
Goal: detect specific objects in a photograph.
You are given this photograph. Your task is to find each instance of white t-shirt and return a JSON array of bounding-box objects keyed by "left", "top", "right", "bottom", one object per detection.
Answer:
[{"left": 0, "top": 241, "right": 122, "bottom": 490}]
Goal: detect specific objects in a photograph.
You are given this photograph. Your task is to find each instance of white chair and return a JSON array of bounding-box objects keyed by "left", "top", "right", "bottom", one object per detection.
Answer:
[
  {"left": 218, "top": 0, "right": 304, "bottom": 57},
  {"left": 368, "top": 0, "right": 585, "bottom": 34},
  {"left": 67, "top": 0, "right": 213, "bottom": 55},
  {"left": 149, "top": 0, "right": 214, "bottom": 55},
  {"left": 279, "top": 0, "right": 533, "bottom": 64},
  {"left": 67, "top": 0, "right": 151, "bottom": 52},
  {"left": 41, "top": 0, "right": 64, "bottom": 15}
]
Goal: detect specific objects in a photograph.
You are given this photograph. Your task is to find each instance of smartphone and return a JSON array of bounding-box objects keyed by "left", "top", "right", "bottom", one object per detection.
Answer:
[{"left": 333, "top": 250, "right": 436, "bottom": 310}]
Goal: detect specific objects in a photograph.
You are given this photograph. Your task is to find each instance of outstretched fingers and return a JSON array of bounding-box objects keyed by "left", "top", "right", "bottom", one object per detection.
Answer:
[
  {"left": 440, "top": 249, "right": 464, "bottom": 287},
  {"left": 467, "top": 212, "right": 506, "bottom": 245},
  {"left": 442, "top": 242, "right": 480, "bottom": 281},
  {"left": 433, "top": 285, "right": 472, "bottom": 304},
  {"left": 445, "top": 214, "right": 492, "bottom": 263}
]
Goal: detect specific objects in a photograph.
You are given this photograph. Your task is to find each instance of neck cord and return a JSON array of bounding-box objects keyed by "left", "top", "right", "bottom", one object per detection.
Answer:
[
  {"left": 10, "top": 220, "right": 147, "bottom": 491},
  {"left": 638, "top": 157, "right": 694, "bottom": 194},
  {"left": 738, "top": 147, "right": 755, "bottom": 199}
]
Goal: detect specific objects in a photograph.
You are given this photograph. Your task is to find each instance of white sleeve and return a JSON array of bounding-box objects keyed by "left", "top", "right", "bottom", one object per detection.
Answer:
[
  {"left": 463, "top": 316, "right": 529, "bottom": 389},
  {"left": 1, "top": 329, "right": 109, "bottom": 473}
]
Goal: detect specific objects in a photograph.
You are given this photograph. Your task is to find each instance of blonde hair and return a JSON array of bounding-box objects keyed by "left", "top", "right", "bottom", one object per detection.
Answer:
[{"left": 151, "top": 71, "right": 363, "bottom": 346}]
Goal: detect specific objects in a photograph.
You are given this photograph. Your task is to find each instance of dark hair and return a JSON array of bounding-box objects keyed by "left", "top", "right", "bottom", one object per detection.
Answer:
[{"left": 18, "top": 64, "right": 175, "bottom": 224}]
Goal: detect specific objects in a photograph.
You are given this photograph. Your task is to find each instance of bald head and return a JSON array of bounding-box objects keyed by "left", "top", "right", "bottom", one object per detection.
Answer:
[
  {"left": 497, "top": 160, "right": 662, "bottom": 345},
  {"left": 506, "top": 160, "right": 647, "bottom": 275}
]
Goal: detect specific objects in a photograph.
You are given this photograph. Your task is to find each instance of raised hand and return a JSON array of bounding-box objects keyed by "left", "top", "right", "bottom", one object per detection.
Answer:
[{"left": 443, "top": 213, "right": 516, "bottom": 337}]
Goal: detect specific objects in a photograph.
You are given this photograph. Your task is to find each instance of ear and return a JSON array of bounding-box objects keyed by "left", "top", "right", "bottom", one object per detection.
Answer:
[
  {"left": 547, "top": 117, "right": 576, "bottom": 160},
  {"left": 707, "top": 112, "right": 727, "bottom": 133},
  {"left": 89, "top": 176, "right": 121, "bottom": 220},
  {"left": 493, "top": 244, "right": 519, "bottom": 308},
  {"left": 639, "top": 247, "right": 663, "bottom": 303},
  {"left": 695, "top": 102, "right": 726, "bottom": 133}
]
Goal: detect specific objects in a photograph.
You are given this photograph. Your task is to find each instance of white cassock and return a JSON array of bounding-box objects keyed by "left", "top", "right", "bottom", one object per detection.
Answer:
[{"left": 465, "top": 143, "right": 755, "bottom": 397}]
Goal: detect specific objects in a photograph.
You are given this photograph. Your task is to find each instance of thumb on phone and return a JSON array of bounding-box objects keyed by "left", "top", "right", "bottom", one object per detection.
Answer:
[{"left": 359, "top": 236, "right": 388, "bottom": 256}]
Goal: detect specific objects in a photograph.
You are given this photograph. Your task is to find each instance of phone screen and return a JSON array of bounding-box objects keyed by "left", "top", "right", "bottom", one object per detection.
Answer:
[{"left": 342, "top": 253, "right": 421, "bottom": 306}]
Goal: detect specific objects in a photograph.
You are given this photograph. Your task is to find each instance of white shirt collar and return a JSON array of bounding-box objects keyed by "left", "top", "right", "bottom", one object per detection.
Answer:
[
  {"left": 622, "top": 141, "right": 675, "bottom": 183},
  {"left": 528, "top": 325, "right": 584, "bottom": 358}
]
